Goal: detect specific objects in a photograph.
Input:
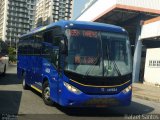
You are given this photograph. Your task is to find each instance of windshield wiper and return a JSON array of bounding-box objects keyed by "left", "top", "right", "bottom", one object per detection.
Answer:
[
  {"left": 105, "top": 42, "right": 121, "bottom": 76},
  {"left": 112, "top": 60, "right": 121, "bottom": 76},
  {"left": 103, "top": 60, "right": 121, "bottom": 76},
  {"left": 84, "top": 55, "right": 100, "bottom": 77}
]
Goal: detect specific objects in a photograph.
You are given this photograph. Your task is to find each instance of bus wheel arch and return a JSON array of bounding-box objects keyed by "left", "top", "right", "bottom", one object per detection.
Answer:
[
  {"left": 42, "top": 78, "right": 54, "bottom": 106},
  {"left": 22, "top": 71, "right": 29, "bottom": 90}
]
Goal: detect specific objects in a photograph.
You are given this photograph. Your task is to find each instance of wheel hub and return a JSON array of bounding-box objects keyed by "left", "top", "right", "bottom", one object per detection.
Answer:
[{"left": 44, "top": 87, "right": 50, "bottom": 100}]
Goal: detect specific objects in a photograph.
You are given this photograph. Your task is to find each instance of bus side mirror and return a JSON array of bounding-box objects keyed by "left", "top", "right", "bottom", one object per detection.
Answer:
[{"left": 60, "top": 39, "right": 67, "bottom": 54}]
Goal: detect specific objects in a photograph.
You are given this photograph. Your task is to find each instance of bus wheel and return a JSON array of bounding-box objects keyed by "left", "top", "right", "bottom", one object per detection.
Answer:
[
  {"left": 22, "top": 73, "right": 29, "bottom": 90},
  {"left": 2, "top": 65, "right": 6, "bottom": 77},
  {"left": 42, "top": 81, "right": 53, "bottom": 106}
]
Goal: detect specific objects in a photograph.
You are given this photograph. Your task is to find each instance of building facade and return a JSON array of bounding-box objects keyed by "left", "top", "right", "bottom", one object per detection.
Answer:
[
  {"left": 0, "top": 0, "right": 37, "bottom": 46},
  {"left": 81, "top": 0, "right": 97, "bottom": 13},
  {"left": 141, "top": 17, "right": 160, "bottom": 85},
  {"left": 35, "top": 0, "right": 73, "bottom": 27}
]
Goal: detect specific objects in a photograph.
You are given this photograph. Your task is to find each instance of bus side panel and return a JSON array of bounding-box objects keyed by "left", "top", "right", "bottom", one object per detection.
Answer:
[
  {"left": 32, "top": 56, "right": 43, "bottom": 90},
  {"left": 26, "top": 56, "right": 35, "bottom": 85},
  {"left": 18, "top": 55, "right": 34, "bottom": 86},
  {"left": 49, "top": 69, "right": 59, "bottom": 103},
  {"left": 17, "top": 57, "right": 22, "bottom": 80},
  {"left": 41, "top": 59, "right": 59, "bottom": 103},
  {"left": 17, "top": 55, "right": 26, "bottom": 80}
]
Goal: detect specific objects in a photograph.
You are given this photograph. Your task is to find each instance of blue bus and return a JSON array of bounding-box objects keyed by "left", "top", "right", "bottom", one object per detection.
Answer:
[{"left": 17, "top": 20, "right": 132, "bottom": 107}]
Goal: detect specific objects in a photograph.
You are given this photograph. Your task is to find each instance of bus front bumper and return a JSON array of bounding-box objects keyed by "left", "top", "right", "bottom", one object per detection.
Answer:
[{"left": 58, "top": 83, "right": 132, "bottom": 107}]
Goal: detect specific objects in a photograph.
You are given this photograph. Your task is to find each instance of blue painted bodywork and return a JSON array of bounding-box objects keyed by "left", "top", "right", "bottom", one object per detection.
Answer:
[
  {"left": 21, "top": 20, "right": 128, "bottom": 38},
  {"left": 18, "top": 20, "right": 132, "bottom": 107}
]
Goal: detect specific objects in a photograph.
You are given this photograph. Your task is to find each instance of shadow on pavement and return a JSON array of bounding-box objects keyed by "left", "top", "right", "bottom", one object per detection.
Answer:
[
  {"left": 0, "top": 73, "right": 21, "bottom": 85},
  {"left": 55, "top": 101, "right": 154, "bottom": 117},
  {"left": 0, "top": 90, "right": 22, "bottom": 114}
]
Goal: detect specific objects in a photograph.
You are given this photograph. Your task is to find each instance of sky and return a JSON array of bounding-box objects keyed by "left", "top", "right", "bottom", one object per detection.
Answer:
[{"left": 72, "top": 0, "right": 88, "bottom": 20}]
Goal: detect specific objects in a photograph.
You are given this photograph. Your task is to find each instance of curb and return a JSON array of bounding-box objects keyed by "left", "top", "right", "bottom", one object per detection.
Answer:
[{"left": 133, "top": 93, "right": 160, "bottom": 103}]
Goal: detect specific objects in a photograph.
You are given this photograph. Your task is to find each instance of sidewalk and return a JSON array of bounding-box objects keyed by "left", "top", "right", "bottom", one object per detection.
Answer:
[
  {"left": 132, "top": 83, "right": 160, "bottom": 103},
  {"left": 9, "top": 62, "right": 17, "bottom": 66}
]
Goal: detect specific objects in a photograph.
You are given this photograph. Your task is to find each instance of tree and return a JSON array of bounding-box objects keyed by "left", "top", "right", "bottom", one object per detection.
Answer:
[{"left": 8, "top": 47, "right": 16, "bottom": 62}]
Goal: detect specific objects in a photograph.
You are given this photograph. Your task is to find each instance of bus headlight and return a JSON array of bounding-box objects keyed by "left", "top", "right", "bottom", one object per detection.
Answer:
[
  {"left": 122, "top": 85, "right": 132, "bottom": 94},
  {"left": 63, "top": 82, "right": 82, "bottom": 94}
]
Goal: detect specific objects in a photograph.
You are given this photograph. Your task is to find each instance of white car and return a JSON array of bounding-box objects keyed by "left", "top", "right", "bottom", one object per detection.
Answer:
[
  {"left": 0, "top": 56, "right": 9, "bottom": 76},
  {"left": 0, "top": 41, "right": 9, "bottom": 76}
]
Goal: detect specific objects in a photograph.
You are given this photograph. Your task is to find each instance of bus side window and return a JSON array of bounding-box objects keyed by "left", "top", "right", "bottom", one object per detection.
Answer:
[
  {"left": 42, "top": 44, "right": 59, "bottom": 69},
  {"left": 21, "top": 40, "right": 26, "bottom": 55},
  {"left": 42, "top": 29, "right": 63, "bottom": 69},
  {"left": 51, "top": 48, "right": 59, "bottom": 68},
  {"left": 18, "top": 42, "right": 21, "bottom": 54},
  {"left": 52, "top": 36, "right": 63, "bottom": 68},
  {"left": 27, "top": 36, "right": 34, "bottom": 55},
  {"left": 34, "top": 33, "right": 43, "bottom": 55},
  {"left": 53, "top": 36, "right": 61, "bottom": 46},
  {"left": 43, "top": 30, "right": 53, "bottom": 43},
  {"left": 21, "top": 38, "right": 29, "bottom": 55},
  {"left": 20, "top": 40, "right": 25, "bottom": 55},
  {"left": 43, "top": 27, "right": 62, "bottom": 45},
  {"left": 42, "top": 45, "right": 52, "bottom": 62},
  {"left": 18, "top": 38, "right": 24, "bottom": 55}
]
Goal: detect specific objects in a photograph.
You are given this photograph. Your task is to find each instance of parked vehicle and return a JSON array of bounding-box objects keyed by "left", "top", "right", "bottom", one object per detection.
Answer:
[{"left": 0, "top": 41, "right": 9, "bottom": 76}]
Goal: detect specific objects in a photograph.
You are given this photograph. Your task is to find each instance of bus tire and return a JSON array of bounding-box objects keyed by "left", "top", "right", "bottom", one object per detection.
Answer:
[
  {"left": 2, "top": 65, "right": 6, "bottom": 77},
  {"left": 42, "top": 81, "right": 54, "bottom": 106},
  {"left": 22, "top": 73, "right": 29, "bottom": 90}
]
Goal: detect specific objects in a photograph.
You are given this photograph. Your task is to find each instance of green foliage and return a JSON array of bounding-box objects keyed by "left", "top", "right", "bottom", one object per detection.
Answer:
[{"left": 8, "top": 47, "right": 17, "bottom": 62}]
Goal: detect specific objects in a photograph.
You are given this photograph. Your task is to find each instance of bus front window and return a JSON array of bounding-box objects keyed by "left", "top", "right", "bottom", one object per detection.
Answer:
[
  {"left": 65, "top": 29, "right": 132, "bottom": 77},
  {"left": 101, "top": 32, "right": 132, "bottom": 76},
  {"left": 65, "top": 29, "right": 103, "bottom": 76}
]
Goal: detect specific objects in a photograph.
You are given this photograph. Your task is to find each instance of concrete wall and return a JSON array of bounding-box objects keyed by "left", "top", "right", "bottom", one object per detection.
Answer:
[
  {"left": 141, "top": 17, "right": 160, "bottom": 39},
  {"left": 117, "top": 0, "right": 160, "bottom": 10},
  {"left": 76, "top": 0, "right": 116, "bottom": 21},
  {"left": 144, "top": 48, "right": 160, "bottom": 85}
]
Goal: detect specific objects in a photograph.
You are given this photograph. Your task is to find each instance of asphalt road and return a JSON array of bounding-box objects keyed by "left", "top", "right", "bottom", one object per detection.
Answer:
[{"left": 0, "top": 65, "right": 160, "bottom": 120}]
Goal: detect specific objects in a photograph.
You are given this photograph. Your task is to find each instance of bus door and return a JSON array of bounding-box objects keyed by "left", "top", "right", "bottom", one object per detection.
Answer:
[{"left": 42, "top": 43, "right": 60, "bottom": 102}]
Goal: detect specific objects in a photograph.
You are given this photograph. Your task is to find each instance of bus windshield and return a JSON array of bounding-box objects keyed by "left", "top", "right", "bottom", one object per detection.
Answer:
[{"left": 65, "top": 29, "right": 132, "bottom": 77}]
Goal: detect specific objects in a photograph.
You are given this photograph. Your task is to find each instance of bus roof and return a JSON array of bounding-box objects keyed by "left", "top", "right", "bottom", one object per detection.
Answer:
[{"left": 20, "top": 20, "right": 127, "bottom": 38}]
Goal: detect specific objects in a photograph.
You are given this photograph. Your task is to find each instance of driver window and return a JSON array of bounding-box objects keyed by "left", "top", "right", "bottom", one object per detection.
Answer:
[
  {"left": 42, "top": 45, "right": 59, "bottom": 68},
  {"left": 114, "top": 41, "right": 126, "bottom": 61},
  {"left": 42, "top": 28, "right": 64, "bottom": 69}
]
